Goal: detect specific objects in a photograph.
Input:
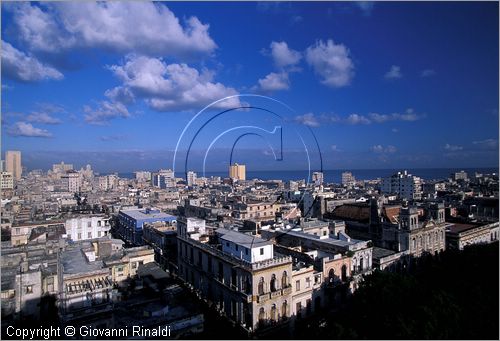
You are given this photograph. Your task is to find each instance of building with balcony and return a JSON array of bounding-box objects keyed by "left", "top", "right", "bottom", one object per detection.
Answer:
[{"left": 177, "top": 219, "right": 295, "bottom": 332}]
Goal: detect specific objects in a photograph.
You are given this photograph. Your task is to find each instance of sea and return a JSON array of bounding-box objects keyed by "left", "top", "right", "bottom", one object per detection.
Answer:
[{"left": 113, "top": 167, "right": 498, "bottom": 183}]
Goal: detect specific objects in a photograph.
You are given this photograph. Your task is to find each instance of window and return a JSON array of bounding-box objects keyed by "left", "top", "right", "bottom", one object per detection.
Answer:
[
  {"left": 296, "top": 302, "right": 302, "bottom": 317},
  {"left": 282, "top": 271, "right": 288, "bottom": 287},
  {"left": 117, "top": 266, "right": 124, "bottom": 272},
  {"left": 132, "top": 262, "right": 137, "bottom": 269},
  {"left": 87, "top": 232, "right": 92, "bottom": 239},
  {"left": 270, "top": 274, "right": 277, "bottom": 292},
  {"left": 258, "top": 307, "right": 265, "bottom": 322},
  {"left": 258, "top": 277, "right": 265, "bottom": 295},
  {"left": 98, "top": 231, "right": 101, "bottom": 237},
  {"left": 25, "top": 285, "right": 33, "bottom": 294},
  {"left": 282, "top": 301, "right": 288, "bottom": 318},
  {"left": 305, "top": 277, "right": 311, "bottom": 288},
  {"left": 260, "top": 248, "right": 264, "bottom": 255},
  {"left": 87, "top": 222, "right": 92, "bottom": 228},
  {"left": 295, "top": 280, "right": 300, "bottom": 291},
  {"left": 270, "top": 304, "right": 277, "bottom": 321},
  {"left": 323, "top": 231, "right": 327, "bottom": 236},
  {"left": 226, "top": 242, "right": 230, "bottom": 247},
  {"left": 98, "top": 221, "right": 102, "bottom": 227},
  {"left": 77, "top": 233, "right": 82, "bottom": 240},
  {"left": 15, "top": 228, "right": 20, "bottom": 235},
  {"left": 235, "top": 245, "right": 239, "bottom": 251},
  {"left": 245, "top": 248, "right": 249, "bottom": 255}
]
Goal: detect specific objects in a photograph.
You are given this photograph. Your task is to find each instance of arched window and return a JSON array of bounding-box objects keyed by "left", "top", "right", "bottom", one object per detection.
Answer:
[
  {"left": 281, "top": 301, "right": 288, "bottom": 318},
  {"left": 258, "top": 277, "right": 265, "bottom": 295},
  {"left": 270, "top": 274, "right": 277, "bottom": 292},
  {"left": 282, "top": 271, "right": 288, "bottom": 287},
  {"left": 412, "top": 238, "right": 416, "bottom": 250},
  {"left": 328, "top": 268, "right": 335, "bottom": 283},
  {"left": 270, "top": 304, "right": 277, "bottom": 321},
  {"left": 259, "top": 307, "right": 265, "bottom": 322},
  {"left": 341, "top": 264, "right": 347, "bottom": 281}
]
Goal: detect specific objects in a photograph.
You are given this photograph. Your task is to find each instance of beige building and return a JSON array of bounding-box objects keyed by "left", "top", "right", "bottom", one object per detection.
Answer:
[
  {"left": 103, "top": 246, "right": 155, "bottom": 283},
  {"left": 5, "top": 151, "right": 22, "bottom": 180},
  {"left": 229, "top": 163, "right": 246, "bottom": 181},
  {"left": 177, "top": 218, "right": 296, "bottom": 331},
  {"left": 446, "top": 221, "right": 499, "bottom": 250}
]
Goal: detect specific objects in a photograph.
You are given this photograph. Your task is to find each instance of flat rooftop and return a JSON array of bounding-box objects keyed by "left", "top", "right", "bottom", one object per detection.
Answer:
[
  {"left": 121, "top": 209, "right": 176, "bottom": 221},
  {"left": 218, "top": 229, "right": 272, "bottom": 248},
  {"left": 447, "top": 223, "right": 481, "bottom": 234},
  {"left": 61, "top": 242, "right": 104, "bottom": 275}
]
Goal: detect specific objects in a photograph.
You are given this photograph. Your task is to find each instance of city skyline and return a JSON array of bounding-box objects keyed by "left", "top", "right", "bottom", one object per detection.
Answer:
[{"left": 1, "top": 2, "right": 499, "bottom": 172}]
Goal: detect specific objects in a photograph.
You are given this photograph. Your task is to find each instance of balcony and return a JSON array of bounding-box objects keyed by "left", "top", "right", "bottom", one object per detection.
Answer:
[
  {"left": 270, "top": 290, "right": 281, "bottom": 299},
  {"left": 282, "top": 285, "right": 292, "bottom": 295},
  {"left": 257, "top": 293, "right": 270, "bottom": 303}
]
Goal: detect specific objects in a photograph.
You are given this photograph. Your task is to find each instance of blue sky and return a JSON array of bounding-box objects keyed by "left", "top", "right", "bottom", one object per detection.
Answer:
[{"left": 1, "top": 1, "right": 498, "bottom": 173}]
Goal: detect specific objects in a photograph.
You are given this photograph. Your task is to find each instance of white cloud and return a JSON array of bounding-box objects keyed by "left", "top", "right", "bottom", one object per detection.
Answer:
[
  {"left": 384, "top": 65, "right": 402, "bottom": 79},
  {"left": 104, "top": 86, "right": 135, "bottom": 105},
  {"left": 108, "top": 55, "right": 239, "bottom": 111},
  {"left": 368, "top": 109, "right": 424, "bottom": 123},
  {"left": 269, "top": 41, "right": 302, "bottom": 68},
  {"left": 26, "top": 112, "right": 62, "bottom": 124},
  {"left": 8, "top": 122, "right": 52, "bottom": 137},
  {"left": 371, "top": 145, "right": 397, "bottom": 153},
  {"left": 1, "top": 40, "right": 63, "bottom": 82},
  {"left": 306, "top": 39, "right": 354, "bottom": 88},
  {"left": 84, "top": 101, "right": 131, "bottom": 125},
  {"left": 9, "top": 2, "right": 216, "bottom": 57},
  {"left": 473, "top": 139, "right": 498, "bottom": 149},
  {"left": 421, "top": 69, "right": 436, "bottom": 77},
  {"left": 257, "top": 72, "right": 290, "bottom": 91},
  {"left": 346, "top": 114, "right": 370, "bottom": 125},
  {"left": 444, "top": 143, "right": 463, "bottom": 152},
  {"left": 295, "top": 113, "right": 320, "bottom": 127}
]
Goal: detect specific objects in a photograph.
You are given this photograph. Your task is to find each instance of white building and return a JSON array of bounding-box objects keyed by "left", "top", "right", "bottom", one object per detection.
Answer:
[
  {"left": 65, "top": 216, "right": 111, "bottom": 241},
  {"left": 187, "top": 171, "right": 197, "bottom": 187},
  {"left": 135, "top": 171, "right": 151, "bottom": 182},
  {"left": 61, "top": 171, "right": 81, "bottom": 193},
  {"left": 341, "top": 171, "right": 356, "bottom": 186},
  {"left": 381, "top": 170, "right": 422, "bottom": 200},
  {"left": 98, "top": 174, "right": 118, "bottom": 191},
  {"left": 219, "top": 229, "right": 274, "bottom": 263},
  {"left": 53, "top": 161, "right": 73, "bottom": 174},
  {"left": 312, "top": 172, "right": 324, "bottom": 185},
  {"left": 1, "top": 172, "right": 14, "bottom": 189}
]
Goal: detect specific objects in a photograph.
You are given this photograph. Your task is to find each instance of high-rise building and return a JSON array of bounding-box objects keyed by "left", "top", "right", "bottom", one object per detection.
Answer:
[
  {"left": 187, "top": 171, "right": 197, "bottom": 187},
  {"left": 229, "top": 163, "right": 246, "bottom": 181},
  {"left": 341, "top": 171, "right": 356, "bottom": 186},
  {"left": 5, "top": 151, "right": 22, "bottom": 180},
  {"left": 381, "top": 170, "right": 422, "bottom": 200},
  {"left": 61, "top": 170, "right": 81, "bottom": 193}
]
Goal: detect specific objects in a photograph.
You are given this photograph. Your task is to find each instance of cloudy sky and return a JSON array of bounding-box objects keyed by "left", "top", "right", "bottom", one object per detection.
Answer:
[{"left": 1, "top": 1, "right": 498, "bottom": 172}]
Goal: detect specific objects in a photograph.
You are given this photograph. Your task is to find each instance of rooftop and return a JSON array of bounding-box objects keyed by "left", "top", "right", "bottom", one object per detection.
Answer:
[
  {"left": 218, "top": 229, "right": 272, "bottom": 248},
  {"left": 121, "top": 208, "right": 176, "bottom": 221}
]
